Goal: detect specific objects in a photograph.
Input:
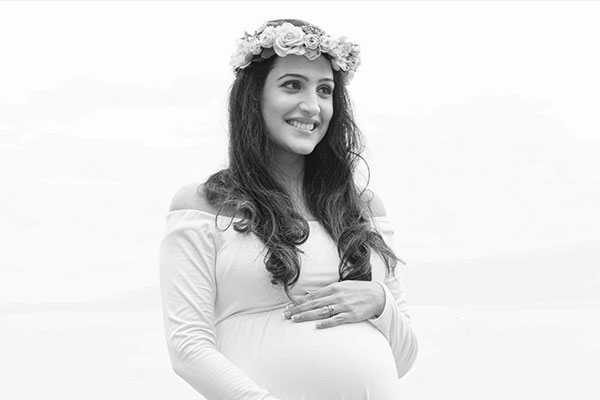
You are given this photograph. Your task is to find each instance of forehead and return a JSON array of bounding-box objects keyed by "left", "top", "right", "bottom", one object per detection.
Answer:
[{"left": 268, "top": 55, "right": 334, "bottom": 81}]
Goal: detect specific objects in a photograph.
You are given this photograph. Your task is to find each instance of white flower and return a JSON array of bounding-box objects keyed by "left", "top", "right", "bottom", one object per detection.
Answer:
[
  {"left": 247, "top": 37, "right": 262, "bottom": 55},
  {"left": 347, "top": 55, "right": 360, "bottom": 70},
  {"left": 304, "top": 34, "right": 320, "bottom": 50},
  {"left": 273, "top": 22, "right": 306, "bottom": 57},
  {"left": 335, "top": 37, "right": 353, "bottom": 58},
  {"left": 258, "top": 26, "right": 276, "bottom": 48},
  {"left": 230, "top": 22, "right": 361, "bottom": 83},
  {"left": 319, "top": 35, "right": 337, "bottom": 52},
  {"left": 230, "top": 39, "right": 253, "bottom": 69}
]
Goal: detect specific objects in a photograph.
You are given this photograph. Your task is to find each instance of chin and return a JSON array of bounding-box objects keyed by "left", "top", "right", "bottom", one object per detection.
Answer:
[
  {"left": 292, "top": 145, "right": 317, "bottom": 156},
  {"left": 296, "top": 137, "right": 326, "bottom": 155},
  {"left": 285, "top": 138, "right": 322, "bottom": 156}
]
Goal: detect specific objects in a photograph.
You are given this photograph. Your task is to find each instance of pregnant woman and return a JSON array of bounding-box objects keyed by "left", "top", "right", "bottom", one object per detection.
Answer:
[{"left": 159, "top": 19, "right": 418, "bottom": 400}]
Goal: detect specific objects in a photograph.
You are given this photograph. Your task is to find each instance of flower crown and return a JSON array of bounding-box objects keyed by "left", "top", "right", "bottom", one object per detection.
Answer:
[{"left": 230, "top": 21, "right": 361, "bottom": 83}]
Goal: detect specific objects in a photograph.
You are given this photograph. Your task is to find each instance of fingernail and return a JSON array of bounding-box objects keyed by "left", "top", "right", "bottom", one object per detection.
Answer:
[
  {"left": 315, "top": 322, "right": 322, "bottom": 329},
  {"left": 291, "top": 315, "right": 299, "bottom": 321}
]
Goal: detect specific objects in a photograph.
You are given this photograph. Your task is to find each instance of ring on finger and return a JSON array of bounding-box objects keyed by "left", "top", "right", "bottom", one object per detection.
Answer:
[{"left": 326, "top": 304, "right": 335, "bottom": 318}]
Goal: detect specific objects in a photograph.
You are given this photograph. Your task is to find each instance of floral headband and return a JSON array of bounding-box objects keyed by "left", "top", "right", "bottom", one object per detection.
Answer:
[{"left": 230, "top": 21, "right": 361, "bottom": 83}]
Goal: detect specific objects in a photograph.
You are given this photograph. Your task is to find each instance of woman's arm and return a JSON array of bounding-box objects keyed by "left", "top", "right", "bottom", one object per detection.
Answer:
[
  {"left": 160, "top": 185, "right": 279, "bottom": 400},
  {"left": 366, "top": 191, "right": 419, "bottom": 378},
  {"left": 367, "top": 260, "right": 419, "bottom": 379}
]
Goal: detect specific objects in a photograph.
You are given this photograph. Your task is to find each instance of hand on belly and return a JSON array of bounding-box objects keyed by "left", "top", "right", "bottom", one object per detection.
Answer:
[{"left": 283, "top": 281, "right": 385, "bottom": 329}]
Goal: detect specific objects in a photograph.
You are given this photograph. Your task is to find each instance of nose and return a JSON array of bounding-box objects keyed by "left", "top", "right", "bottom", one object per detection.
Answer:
[{"left": 298, "top": 92, "right": 320, "bottom": 116}]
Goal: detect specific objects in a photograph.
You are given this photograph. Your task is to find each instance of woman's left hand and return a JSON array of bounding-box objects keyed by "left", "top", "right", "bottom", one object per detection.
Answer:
[{"left": 283, "top": 281, "right": 385, "bottom": 329}]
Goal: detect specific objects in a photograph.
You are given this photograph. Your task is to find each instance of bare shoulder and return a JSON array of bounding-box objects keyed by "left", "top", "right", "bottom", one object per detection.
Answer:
[
  {"left": 360, "top": 189, "right": 387, "bottom": 218},
  {"left": 169, "top": 182, "right": 219, "bottom": 214}
]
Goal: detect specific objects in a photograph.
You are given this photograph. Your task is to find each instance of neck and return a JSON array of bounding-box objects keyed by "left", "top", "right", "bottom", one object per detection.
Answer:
[
  {"left": 271, "top": 153, "right": 313, "bottom": 219},
  {"left": 272, "top": 155, "right": 304, "bottom": 193},
  {"left": 271, "top": 147, "right": 305, "bottom": 187}
]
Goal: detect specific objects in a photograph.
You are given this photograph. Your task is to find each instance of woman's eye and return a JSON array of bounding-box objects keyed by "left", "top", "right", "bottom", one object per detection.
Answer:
[
  {"left": 318, "top": 86, "right": 333, "bottom": 95},
  {"left": 282, "top": 81, "right": 301, "bottom": 90}
]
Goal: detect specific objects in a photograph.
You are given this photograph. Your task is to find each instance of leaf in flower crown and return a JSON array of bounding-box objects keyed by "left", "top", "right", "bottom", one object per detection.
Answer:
[
  {"left": 345, "top": 70, "right": 355, "bottom": 83},
  {"left": 287, "top": 45, "right": 306, "bottom": 56},
  {"left": 330, "top": 58, "right": 341, "bottom": 71},
  {"left": 261, "top": 47, "right": 276, "bottom": 59},
  {"left": 304, "top": 48, "right": 321, "bottom": 61}
]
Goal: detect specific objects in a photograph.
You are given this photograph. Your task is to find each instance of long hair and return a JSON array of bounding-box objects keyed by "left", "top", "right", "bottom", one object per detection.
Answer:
[{"left": 204, "top": 19, "right": 399, "bottom": 300}]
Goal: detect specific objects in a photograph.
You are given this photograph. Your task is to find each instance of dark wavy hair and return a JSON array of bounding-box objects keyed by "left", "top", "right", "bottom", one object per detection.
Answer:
[{"left": 203, "top": 19, "right": 399, "bottom": 300}]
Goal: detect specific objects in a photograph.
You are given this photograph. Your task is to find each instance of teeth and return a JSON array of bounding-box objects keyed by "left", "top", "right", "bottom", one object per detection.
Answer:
[{"left": 288, "top": 120, "right": 315, "bottom": 131}]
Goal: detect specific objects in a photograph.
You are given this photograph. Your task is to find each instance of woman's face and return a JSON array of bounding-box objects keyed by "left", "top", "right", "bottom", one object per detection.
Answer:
[{"left": 262, "top": 55, "right": 334, "bottom": 163}]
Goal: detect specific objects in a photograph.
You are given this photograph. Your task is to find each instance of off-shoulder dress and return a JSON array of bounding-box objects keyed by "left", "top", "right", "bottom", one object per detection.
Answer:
[{"left": 159, "top": 209, "right": 417, "bottom": 400}]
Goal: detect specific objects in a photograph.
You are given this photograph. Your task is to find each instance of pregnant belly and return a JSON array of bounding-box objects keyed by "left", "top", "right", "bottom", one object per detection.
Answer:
[{"left": 215, "top": 309, "right": 400, "bottom": 400}]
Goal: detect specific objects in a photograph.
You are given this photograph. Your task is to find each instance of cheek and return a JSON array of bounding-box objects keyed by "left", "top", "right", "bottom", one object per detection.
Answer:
[
  {"left": 262, "top": 95, "right": 283, "bottom": 131},
  {"left": 263, "top": 93, "right": 288, "bottom": 120},
  {"left": 322, "top": 102, "right": 334, "bottom": 126}
]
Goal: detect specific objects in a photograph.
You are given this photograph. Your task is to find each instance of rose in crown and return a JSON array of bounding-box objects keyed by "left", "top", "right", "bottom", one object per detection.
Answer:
[{"left": 230, "top": 22, "right": 361, "bottom": 83}]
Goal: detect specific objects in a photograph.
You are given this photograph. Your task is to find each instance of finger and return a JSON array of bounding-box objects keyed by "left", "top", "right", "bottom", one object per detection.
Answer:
[
  {"left": 291, "top": 304, "right": 340, "bottom": 323},
  {"left": 315, "top": 313, "right": 351, "bottom": 329},
  {"left": 295, "top": 284, "right": 339, "bottom": 304},
  {"left": 286, "top": 295, "right": 337, "bottom": 318}
]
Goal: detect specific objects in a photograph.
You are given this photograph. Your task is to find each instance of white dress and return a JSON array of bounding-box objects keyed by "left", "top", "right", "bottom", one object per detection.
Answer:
[{"left": 159, "top": 210, "right": 418, "bottom": 400}]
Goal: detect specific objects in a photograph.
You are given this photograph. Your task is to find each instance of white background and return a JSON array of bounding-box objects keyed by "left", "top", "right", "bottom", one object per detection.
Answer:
[{"left": 1, "top": 1, "right": 599, "bottom": 399}]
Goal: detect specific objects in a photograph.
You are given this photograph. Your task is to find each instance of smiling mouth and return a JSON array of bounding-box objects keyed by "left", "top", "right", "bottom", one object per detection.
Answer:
[{"left": 286, "top": 119, "right": 319, "bottom": 132}]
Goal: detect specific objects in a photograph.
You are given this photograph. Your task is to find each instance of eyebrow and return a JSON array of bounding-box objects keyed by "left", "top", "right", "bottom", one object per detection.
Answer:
[{"left": 277, "top": 73, "right": 334, "bottom": 83}]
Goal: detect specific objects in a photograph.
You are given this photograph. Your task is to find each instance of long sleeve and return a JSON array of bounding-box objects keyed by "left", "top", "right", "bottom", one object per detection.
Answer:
[
  {"left": 367, "top": 218, "right": 419, "bottom": 379},
  {"left": 159, "top": 218, "right": 279, "bottom": 400}
]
